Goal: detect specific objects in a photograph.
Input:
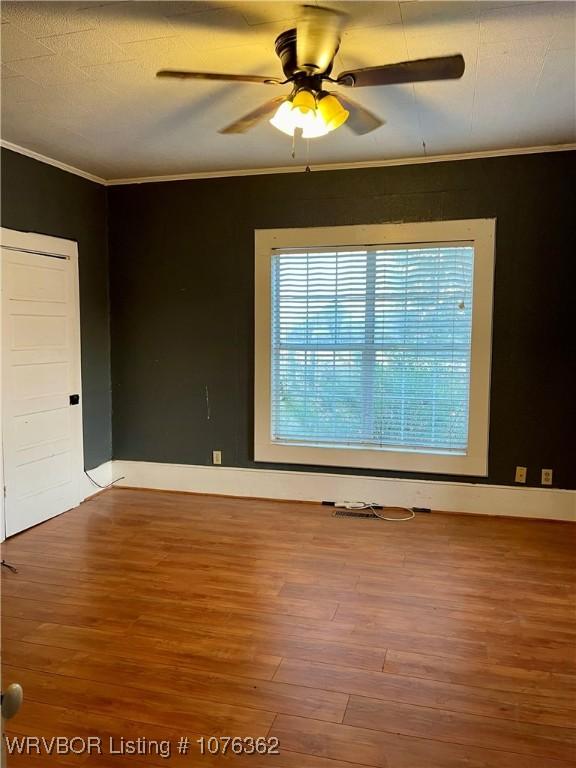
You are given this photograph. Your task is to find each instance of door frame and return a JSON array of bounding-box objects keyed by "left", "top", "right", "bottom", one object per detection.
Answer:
[{"left": 0, "top": 227, "right": 84, "bottom": 541}]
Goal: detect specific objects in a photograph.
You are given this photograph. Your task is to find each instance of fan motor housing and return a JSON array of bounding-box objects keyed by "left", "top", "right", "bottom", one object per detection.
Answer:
[{"left": 275, "top": 28, "right": 334, "bottom": 80}]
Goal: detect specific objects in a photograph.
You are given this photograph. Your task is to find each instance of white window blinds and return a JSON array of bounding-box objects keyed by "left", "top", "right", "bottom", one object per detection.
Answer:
[{"left": 271, "top": 244, "right": 474, "bottom": 455}]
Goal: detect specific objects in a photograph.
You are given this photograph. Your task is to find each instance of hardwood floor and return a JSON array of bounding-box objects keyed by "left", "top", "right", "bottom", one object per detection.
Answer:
[{"left": 1, "top": 488, "right": 575, "bottom": 767}]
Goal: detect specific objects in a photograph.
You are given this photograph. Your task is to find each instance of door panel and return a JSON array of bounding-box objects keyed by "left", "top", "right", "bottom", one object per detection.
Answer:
[
  {"left": 12, "top": 314, "right": 68, "bottom": 348},
  {"left": 15, "top": 408, "right": 71, "bottom": 448},
  {"left": 2, "top": 246, "right": 83, "bottom": 537}
]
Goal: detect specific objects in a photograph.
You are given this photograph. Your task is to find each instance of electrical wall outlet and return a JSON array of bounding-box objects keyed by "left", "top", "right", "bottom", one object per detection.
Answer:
[
  {"left": 541, "top": 468, "right": 553, "bottom": 486},
  {"left": 212, "top": 450, "right": 222, "bottom": 465},
  {"left": 515, "top": 466, "right": 527, "bottom": 483}
]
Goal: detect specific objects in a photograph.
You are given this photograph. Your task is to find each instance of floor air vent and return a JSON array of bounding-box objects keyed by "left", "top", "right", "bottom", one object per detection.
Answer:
[{"left": 333, "top": 509, "right": 377, "bottom": 519}]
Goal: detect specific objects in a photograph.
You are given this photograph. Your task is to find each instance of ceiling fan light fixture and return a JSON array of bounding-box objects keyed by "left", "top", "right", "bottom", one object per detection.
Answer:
[
  {"left": 269, "top": 99, "right": 297, "bottom": 135},
  {"left": 291, "top": 88, "right": 316, "bottom": 115},
  {"left": 270, "top": 91, "right": 329, "bottom": 138},
  {"left": 317, "top": 92, "right": 349, "bottom": 132},
  {"left": 270, "top": 88, "right": 338, "bottom": 139},
  {"left": 301, "top": 112, "right": 331, "bottom": 138}
]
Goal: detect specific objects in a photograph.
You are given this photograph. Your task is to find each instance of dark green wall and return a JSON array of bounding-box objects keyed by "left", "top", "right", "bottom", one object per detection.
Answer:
[
  {"left": 2, "top": 147, "right": 573, "bottom": 486},
  {"left": 108, "top": 151, "right": 576, "bottom": 490},
  {"left": 1, "top": 148, "right": 112, "bottom": 469}
]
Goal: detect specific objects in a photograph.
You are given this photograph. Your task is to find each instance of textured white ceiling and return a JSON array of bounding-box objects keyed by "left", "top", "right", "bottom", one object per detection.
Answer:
[{"left": 1, "top": 1, "right": 575, "bottom": 180}]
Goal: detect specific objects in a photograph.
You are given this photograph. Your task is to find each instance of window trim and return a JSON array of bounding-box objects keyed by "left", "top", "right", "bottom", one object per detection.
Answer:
[{"left": 255, "top": 220, "right": 496, "bottom": 476}]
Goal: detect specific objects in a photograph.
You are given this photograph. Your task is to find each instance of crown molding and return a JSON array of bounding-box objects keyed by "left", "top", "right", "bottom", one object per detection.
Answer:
[
  {"left": 0, "top": 140, "right": 106, "bottom": 185},
  {"left": 104, "top": 143, "right": 576, "bottom": 185},
  {"left": 2, "top": 139, "right": 575, "bottom": 187}
]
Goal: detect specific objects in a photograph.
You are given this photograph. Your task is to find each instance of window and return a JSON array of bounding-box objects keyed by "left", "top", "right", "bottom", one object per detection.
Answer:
[{"left": 255, "top": 221, "right": 495, "bottom": 475}]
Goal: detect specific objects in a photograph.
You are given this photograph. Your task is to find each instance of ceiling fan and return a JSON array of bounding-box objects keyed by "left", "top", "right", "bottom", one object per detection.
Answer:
[{"left": 157, "top": 5, "right": 465, "bottom": 139}]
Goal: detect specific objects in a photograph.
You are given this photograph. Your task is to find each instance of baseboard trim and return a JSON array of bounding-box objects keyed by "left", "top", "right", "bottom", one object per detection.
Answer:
[
  {"left": 80, "top": 461, "right": 114, "bottom": 501},
  {"left": 113, "top": 461, "right": 575, "bottom": 522}
]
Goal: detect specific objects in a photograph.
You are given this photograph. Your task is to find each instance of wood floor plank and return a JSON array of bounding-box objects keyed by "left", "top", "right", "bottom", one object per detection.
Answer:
[
  {"left": 50, "top": 650, "right": 349, "bottom": 723},
  {"left": 355, "top": 573, "right": 576, "bottom": 602},
  {"left": 344, "top": 694, "right": 576, "bottom": 761},
  {"left": 19, "top": 623, "right": 283, "bottom": 681},
  {"left": 339, "top": 603, "right": 576, "bottom": 654},
  {"left": 132, "top": 608, "right": 359, "bottom": 645},
  {"left": 215, "top": 752, "right": 376, "bottom": 768},
  {"left": 131, "top": 614, "right": 386, "bottom": 670},
  {"left": 2, "top": 577, "right": 120, "bottom": 604},
  {"left": 384, "top": 649, "right": 576, "bottom": 700},
  {"left": 1, "top": 596, "right": 139, "bottom": 633},
  {"left": 269, "top": 714, "right": 576, "bottom": 768},
  {"left": 5, "top": 699, "right": 198, "bottom": 766},
  {"left": 335, "top": 601, "right": 522, "bottom": 638},
  {"left": 1, "top": 639, "right": 78, "bottom": 673},
  {"left": 1, "top": 617, "right": 42, "bottom": 641},
  {"left": 274, "top": 657, "right": 576, "bottom": 728},
  {"left": 3, "top": 665, "right": 276, "bottom": 738},
  {"left": 349, "top": 624, "right": 488, "bottom": 660},
  {"left": 2, "top": 742, "right": 82, "bottom": 768},
  {"left": 281, "top": 580, "right": 566, "bottom": 617}
]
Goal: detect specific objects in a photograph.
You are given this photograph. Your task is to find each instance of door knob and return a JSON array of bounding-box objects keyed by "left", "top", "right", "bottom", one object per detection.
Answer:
[{"left": 1, "top": 684, "right": 23, "bottom": 719}]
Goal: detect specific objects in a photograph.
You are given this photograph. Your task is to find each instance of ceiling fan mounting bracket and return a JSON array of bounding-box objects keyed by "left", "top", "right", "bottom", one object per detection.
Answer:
[
  {"left": 292, "top": 73, "right": 326, "bottom": 95},
  {"left": 274, "top": 28, "right": 334, "bottom": 80}
]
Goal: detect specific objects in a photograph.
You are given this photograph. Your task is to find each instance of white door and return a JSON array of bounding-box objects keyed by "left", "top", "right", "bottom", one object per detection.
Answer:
[{"left": 1, "top": 233, "right": 83, "bottom": 537}]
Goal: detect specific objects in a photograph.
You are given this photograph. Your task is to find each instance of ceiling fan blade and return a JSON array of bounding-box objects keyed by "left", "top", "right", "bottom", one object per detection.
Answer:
[
  {"left": 219, "top": 96, "right": 286, "bottom": 134},
  {"left": 337, "top": 54, "right": 465, "bottom": 87},
  {"left": 336, "top": 94, "right": 385, "bottom": 135},
  {"left": 297, "top": 5, "right": 346, "bottom": 74},
  {"left": 157, "top": 70, "right": 282, "bottom": 85}
]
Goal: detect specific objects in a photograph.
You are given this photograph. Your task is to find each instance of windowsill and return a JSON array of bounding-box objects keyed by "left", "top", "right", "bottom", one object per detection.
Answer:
[
  {"left": 255, "top": 440, "right": 488, "bottom": 476},
  {"left": 272, "top": 438, "right": 467, "bottom": 457}
]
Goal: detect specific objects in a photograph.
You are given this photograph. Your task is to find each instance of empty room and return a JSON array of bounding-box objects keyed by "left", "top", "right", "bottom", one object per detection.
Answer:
[{"left": 0, "top": 1, "right": 575, "bottom": 766}]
